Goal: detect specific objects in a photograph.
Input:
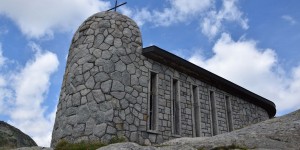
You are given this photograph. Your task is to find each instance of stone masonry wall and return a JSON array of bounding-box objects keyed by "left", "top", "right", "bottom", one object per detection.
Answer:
[{"left": 51, "top": 11, "right": 270, "bottom": 147}]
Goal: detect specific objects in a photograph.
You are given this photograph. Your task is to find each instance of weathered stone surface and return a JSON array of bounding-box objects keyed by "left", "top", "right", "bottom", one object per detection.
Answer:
[
  {"left": 0, "top": 121, "right": 37, "bottom": 149},
  {"left": 120, "top": 56, "right": 132, "bottom": 64},
  {"left": 86, "top": 76, "right": 95, "bottom": 89},
  {"left": 92, "top": 89, "right": 106, "bottom": 103},
  {"left": 102, "top": 51, "right": 112, "bottom": 59},
  {"left": 95, "top": 112, "right": 105, "bottom": 124},
  {"left": 163, "top": 109, "right": 300, "bottom": 150},
  {"left": 72, "top": 92, "right": 81, "bottom": 106},
  {"left": 111, "top": 92, "right": 125, "bottom": 100},
  {"left": 95, "top": 72, "right": 109, "bottom": 82},
  {"left": 127, "top": 63, "right": 135, "bottom": 74},
  {"left": 115, "top": 61, "right": 126, "bottom": 72},
  {"left": 101, "top": 80, "right": 112, "bottom": 93},
  {"left": 103, "top": 60, "right": 115, "bottom": 73},
  {"left": 94, "top": 34, "right": 105, "bottom": 48},
  {"left": 94, "top": 123, "right": 107, "bottom": 138},
  {"left": 120, "top": 99, "right": 129, "bottom": 109},
  {"left": 13, "top": 147, "right": 53, "bottom": 150},
  {"left": 123, "top": 28, "right": 132, "bottom": 37},
  {"left": 83, "top": 63, "right": 93, "bottom": 73},
  {"left": 78, "top": 105, "right": 90, "bottom": 123},
  {"left": 106, "top": 126, "right": 117, "bottom": 134},
  {"left": 111, "top": 80, "right": 124, "bottom": 92},
  {"left": 105, "top": 109, "right": 114, "bottom": 121},
  {"left": 138, "top": 76, "right": 148, "bottom": 87},
  {"left": 104, "top": 35, "right": 114, "bottom": 45}
]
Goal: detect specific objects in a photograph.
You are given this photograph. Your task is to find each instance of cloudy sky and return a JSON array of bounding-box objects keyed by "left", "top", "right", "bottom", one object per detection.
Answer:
[{"left": 0, "top": 0, "right": 299, "bottom": 147}]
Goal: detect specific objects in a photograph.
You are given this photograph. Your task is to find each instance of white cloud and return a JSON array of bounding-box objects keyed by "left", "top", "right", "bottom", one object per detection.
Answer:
[
  {"left": 0, "top": 43, "right": 59, "bottom": 146},
  {"left": 121, "top": 0, "right": 246, "bottom": 39},
  {"left": 201, "top": 0, "right": 248, "bottom": 39},
  {"left": 0, "top": 0, "right": 247, "bottom": 39},
  {"left": 119, "top": 0, "right": 214, "bottom": 27},
  {"left": 0, "top": 44, "right": 6, "bottom": 67},
  {"left": 0, "top": 0, "right": 110, "bottom": 38},
  {"left": 119, "top": 6, "right": 153, "bottom": 26},
  {"left": 189, "top": 33, "right": 300, "bottom": 116},
  {"left": 282, "top": 15, "right": 297, "bottom": 25},
  {"left": 150, "top": 0, "right": 214, "bottom": 26},
  {"left": 0, "top": 44, "right": 13, "bottom": 115},
  {"left": 172, "top": 0, "right": 213, "bottom": 15}
]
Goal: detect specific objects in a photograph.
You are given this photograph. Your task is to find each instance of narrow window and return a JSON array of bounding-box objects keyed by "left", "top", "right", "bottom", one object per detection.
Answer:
[
  {"left": 172, "top": 79, "right": 180, "bottom": 135},
  {"left": 192, "top": 85, "right": 201, "bottom": 137},
  {"left": 225, "top": 96, "right": 233, "bottom": 132},
  {"left": 209, "top": 91, "right": 218, "bottom": 135},
  {"left": 149, "top": 72, "right": 158, "bottom": 130}
]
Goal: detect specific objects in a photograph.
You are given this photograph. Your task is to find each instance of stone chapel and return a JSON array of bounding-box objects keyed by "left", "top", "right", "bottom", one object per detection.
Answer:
[{"left": 51, "top": 11, "right": 276, "bottom": 147}]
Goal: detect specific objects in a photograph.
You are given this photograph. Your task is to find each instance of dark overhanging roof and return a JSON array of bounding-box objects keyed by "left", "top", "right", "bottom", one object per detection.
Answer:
[{"left": 142, "top": 45, "right": 276, "bottom": 118}]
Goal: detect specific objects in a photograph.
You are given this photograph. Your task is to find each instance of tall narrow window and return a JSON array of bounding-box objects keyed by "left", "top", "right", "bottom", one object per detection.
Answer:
[
  {"left": 225, "top": 96, "right": 233, "bottom": 132},
  {"left": 172, "top": 79, "right": 180, "bottom": 135},
  {"left": 192, "top": 85, "right": 201, "bottom": 137},
  {"left": 209, "top": 91, "right": 218, "bottom": 135},
  {"left": 149, "top": 72, "right": 157, "bottom": 130}
]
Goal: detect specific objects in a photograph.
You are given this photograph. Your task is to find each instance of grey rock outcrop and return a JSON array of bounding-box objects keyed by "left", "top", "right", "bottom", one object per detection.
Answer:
[
  {"left": 0, "top": 121, "right": 37, "bottom": 149},
  {"left": 98, "top": 109, "right": 300, "bottom": 150},
  {"left": 13, "top": 147, "right": 53, "bottom": 150},
  {"left": 97, "top": 142, "right": 196, "bottom": 150}
]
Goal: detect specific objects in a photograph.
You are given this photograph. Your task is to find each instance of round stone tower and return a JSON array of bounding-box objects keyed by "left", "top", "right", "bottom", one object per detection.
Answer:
[{"left": 51, "top": 11, "right": 150, "bottom": 146}]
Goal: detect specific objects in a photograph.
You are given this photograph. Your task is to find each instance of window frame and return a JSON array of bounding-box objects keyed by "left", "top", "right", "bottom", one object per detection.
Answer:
[
  {"left": 171, "top": 78, "right": 181, "bottom": 136},
  {"left": 147, "top": 71, "right": 159, "bottom": 132}
]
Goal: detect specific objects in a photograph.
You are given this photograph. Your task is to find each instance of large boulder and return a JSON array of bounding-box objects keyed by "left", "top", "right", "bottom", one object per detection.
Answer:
[
  {"left": 97, "top": 109, "right": 300, "bottom": 150},
  {"left": 0, "top": 121, "right": 37, "bottom": 149}
]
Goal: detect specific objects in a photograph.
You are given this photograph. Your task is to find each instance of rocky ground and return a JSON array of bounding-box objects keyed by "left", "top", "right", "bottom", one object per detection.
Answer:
[
  {"left": 13, "top": 147, "right": 52, "bottom": 150},
  {"left": 8, "top": 109, "right": 300, "bottom": 150},
  {"left": 0, "top": 121, "right": 37, "bottom": 149}
]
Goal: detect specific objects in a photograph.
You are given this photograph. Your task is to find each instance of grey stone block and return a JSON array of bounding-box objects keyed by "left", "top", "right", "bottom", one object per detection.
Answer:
[
  {"left": 107, "top": 126, "right": 117, "bottom": 134},
  {"left": 112, "top": 80, "right": 125, "bottom": 91},
  {"left": 127, "top": 63, "right": 136, "bottom": 74},
  {"left": 83, "top": 63, "right": 93, "bottom": 73},
  {"left": 111, "top": 92, "right": 125, "bottom": 99},
  {"left": 94, "top": 34, "right": 105, "bottom": 48},
  {"left": 101, "top": 80, "right": 112, "bottom": 93},
  {"left": 104, "top": 35, "right": 114, "bottom": 45},
  {"left": 94, "top": 123, "right": 107, "bottom": 138},
  {"left": 115, "top": 60, "right": 126, "bottom": 72},
  {"left": 92, "top": 89, "right": 106, "bottom": 103},
  {"left": 72, "top": 92, "right": 81, "bottom": 107},
  {"left": 86, "top": 76, "right": 95, "bottom": 89},
  {"left": 103, "top": 60, "right": 115, "bottom": 73},
  {"left": 95, "top": 72, "right": 109, "bottom": 83}
]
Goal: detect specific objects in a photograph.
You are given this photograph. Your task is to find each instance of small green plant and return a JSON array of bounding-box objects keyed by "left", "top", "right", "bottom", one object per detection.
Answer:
[
  {"left": 211, "top": 144, "right": 248, "bottom": 150},
  {"left": 154, "top": 144, "right": 171, "bottom": 147},
  {"left": 109, "top": 136, "right": 127, "bottom": 144},
  {"left": 55, "top": 140, "right": 107, "bottom": 150}
]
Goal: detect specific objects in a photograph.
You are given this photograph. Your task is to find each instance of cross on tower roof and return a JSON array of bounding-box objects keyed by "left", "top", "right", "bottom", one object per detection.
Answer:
[{"left": 106, "top": 0, "right": 127, "bottom": 12}]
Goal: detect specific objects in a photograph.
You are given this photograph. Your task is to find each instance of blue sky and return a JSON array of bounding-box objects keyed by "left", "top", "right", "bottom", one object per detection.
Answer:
[{"left": 0, "top": 0, "right": 299, "bottom": 147}]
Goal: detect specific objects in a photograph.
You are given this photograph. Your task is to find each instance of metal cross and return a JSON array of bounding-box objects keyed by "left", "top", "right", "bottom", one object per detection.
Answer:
[{"left": 106, "top": 0, "right": 127, "bottom": 12}]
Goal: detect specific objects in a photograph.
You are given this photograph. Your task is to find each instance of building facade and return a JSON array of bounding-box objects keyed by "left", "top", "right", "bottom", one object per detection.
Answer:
[{"left": 51, "top": 11, "right": 276, "bottom": 147}]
